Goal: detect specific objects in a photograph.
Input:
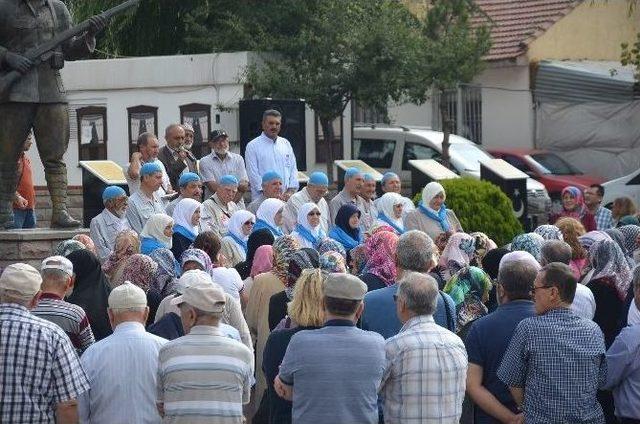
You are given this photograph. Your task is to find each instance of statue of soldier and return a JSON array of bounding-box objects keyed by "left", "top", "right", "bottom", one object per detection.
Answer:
[{"left": 0, "top": 1, "right": 106, "bottom": 228}]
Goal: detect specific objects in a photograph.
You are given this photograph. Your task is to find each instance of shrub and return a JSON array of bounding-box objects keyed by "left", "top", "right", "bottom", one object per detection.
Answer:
[{"left": 412, "top": 177, "right": 523, "bottom": 246}]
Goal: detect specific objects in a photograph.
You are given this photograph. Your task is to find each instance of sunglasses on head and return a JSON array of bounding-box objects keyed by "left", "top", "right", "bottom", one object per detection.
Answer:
[{"left": 307, "top": 211, "right": 321, "bottom": 216}]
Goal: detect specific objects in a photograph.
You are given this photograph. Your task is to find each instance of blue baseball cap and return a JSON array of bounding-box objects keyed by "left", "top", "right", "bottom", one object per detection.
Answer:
[
  {"left": 308, "top": 171, "right": 329, "bottom": 186},
  {"left": 262, "top": 171, "right": 282, "bottom": 185},
  {"left": 219, "top": 174, "right": 239, "bottom": 186},
  {"left": 178, "top": 172, "right": 201, "bottom": 187},
  {"left": 102, "top": 186, "right": 126, "bottom": 203},
  {"left": 140, "top": 162, "right": 163, "bottom": 177},
  {"left": 344, "top": 167, "right": 362, "bottom": 182}
]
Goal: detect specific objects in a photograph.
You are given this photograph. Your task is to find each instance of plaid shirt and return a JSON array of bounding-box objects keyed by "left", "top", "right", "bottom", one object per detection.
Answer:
[
  {"left": 0, "top": 303, "right": 89, "bottom": 423},
  {"left": 380, "top": 315, "right": 468, "bottom": 424},
  {"left": 497, "top": 308, "right": 607, "bottom": 424},
  {"left": 593, "top": 206, "right": 613, "bottom": 231}
]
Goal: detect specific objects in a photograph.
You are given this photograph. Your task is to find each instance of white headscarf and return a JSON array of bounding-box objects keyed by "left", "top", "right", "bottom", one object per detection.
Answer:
[
  {"left": 422, "top": 182, "right": 446, "bottom": 210},
  {"left": 378, "top": 192, "right": 404, "bottom": 228},
  {"left": 297, "top": 202, "right": 323, "bottom": 237},
  {"left": 140, "top": 213, "right": 174, "bottom": 247},
  {"left": 257, "top": 198, "right": 286, "bottom": 229},
  {"left": 172, "top": 198, "right": 201, "bottom": 236},
  {"left": 228, "top": 210, "right": 255, "bottom": 241}
]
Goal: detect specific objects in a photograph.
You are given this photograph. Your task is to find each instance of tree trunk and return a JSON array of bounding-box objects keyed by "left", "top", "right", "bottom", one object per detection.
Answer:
[
  {"left": 439, "top": 89, "right": 451, "bottom": 169},
  {"left": 320, "top": 117, "right": 336, "bottom": 184}
]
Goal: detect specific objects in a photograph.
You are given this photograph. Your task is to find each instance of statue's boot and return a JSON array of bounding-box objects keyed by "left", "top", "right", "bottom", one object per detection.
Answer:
[
  {"left": 47, "top": 171, "right": 80, "bottom": 228},
  {"left": 0, "top": 167, "right": 18, "bottom": 229}
]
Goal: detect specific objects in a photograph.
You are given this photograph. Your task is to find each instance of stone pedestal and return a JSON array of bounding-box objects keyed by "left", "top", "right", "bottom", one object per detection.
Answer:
[{"left": 0, "top": 228, "right": 90, "bottom": 269}]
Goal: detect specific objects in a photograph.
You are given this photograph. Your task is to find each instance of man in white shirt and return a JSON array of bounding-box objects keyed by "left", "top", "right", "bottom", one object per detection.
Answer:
[
  {"left": 374, "top": 172, "right": 415, "bottom": 215},
  {"left": 90, "top": 186, "right": 130, "bottom": 262},
  {"left": 79, "top": 282, "right": 167, "bottom": 424},
  {"left": 199, "top": 129, "right": 249, "bottom": 203},
  {"left": 283, "top": 171, "right": 330, "bottom": 233},
  {"left": 245, "top": 110, "right": 299, "bottom": 201},
  {"left": 125, "top": 163, "right": 166, "bottom": 234},
  {"left": 126, "top": 132, "right": 171, "bottom": 195}
]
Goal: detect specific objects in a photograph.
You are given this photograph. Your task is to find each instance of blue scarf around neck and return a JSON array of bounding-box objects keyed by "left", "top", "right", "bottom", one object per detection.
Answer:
[
  {"left": 377, "top": 213, "right": 405, "bottom": 235},
  {"left": 140, "top": 237, "right": 167, "bottom": 255},
  {"left": 253, "top": 218, "right": 284, "bottom": 238},
  {"left": 173, "top": 224, "right": 197, "bottom": 242},
  {"left": 295, "top": 223, "right": 326, "bottom": 248},
  {"left": 418, "top": 203, "right": 450, "bottom": 232},
  {"left": 228, "top": 232, "right": 248, "bottom": 253},
  {"left": 329, "top": 226, "right": 361, "bottom": 251}
]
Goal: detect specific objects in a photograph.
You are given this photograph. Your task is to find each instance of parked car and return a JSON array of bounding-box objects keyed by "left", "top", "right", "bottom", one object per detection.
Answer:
[
  {"left": 602, "top": 168, "right": 640, "bottom": 208},
  {"left": 353, "top": 125, "right": 551, "bottom": 224},
  {"left": 487, "top": 149, "right": 603, "bottom": 203}
]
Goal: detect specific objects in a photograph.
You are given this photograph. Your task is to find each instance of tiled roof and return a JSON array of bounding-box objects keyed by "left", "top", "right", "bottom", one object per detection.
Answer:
[{"left": 473, "top": 0, "right": 581, "bottom": 61}]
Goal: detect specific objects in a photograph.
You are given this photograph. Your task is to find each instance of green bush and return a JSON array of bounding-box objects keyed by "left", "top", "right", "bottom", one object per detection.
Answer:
[{"left": 412, "top": 177, "right": 523, "bottom": 246}]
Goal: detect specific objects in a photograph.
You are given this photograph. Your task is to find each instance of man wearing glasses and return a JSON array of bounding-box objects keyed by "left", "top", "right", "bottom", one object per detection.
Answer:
[{"left": 498, "top": 262, "right": 607, "bottom": 424}]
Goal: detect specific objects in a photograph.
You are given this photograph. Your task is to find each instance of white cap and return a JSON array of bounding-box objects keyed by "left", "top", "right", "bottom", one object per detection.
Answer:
[
  {"left": 175, "top": 269, "right": 213, "bottom": 294},
  {"left": 41, "top": 256, "right": 73, "bottom": 277},
  {"left": 0, "top": 263, "right": 42, "bottom": 299},
  {"left": 108, "top": 282, "right": 147, "bottom": 310}
]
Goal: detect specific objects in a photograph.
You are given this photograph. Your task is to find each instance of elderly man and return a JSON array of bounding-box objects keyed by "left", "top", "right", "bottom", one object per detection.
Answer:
[
  {"left": 283, "top": 171, "right": 330, "bottom": 233},
  {"left": 540, "top": 240, "right": 595, "bottom": 320},
  {"left": 498, "top": 262, "right": 607, "bottom": 423},
  {"left": 329, "top": 167, "right": 365, "bottom": 226},
  {"left": 375, "top": 172, "right": 414, "bottom": 214},
  {"left": 381, "top": 272, "right": 468, "bottom": 423},
  {"left": 165, "top": 172, "right": 203, "bottom": 217},
  {"left": 274, "top": 273, "right": 386, "bottom": 424},
  {"left": 245, "top": 110, "right": 299, "bottom": 201},
  {"left": 90, "top": 185, "right": 130, "bottom": 261},
  {"left": 604, "top": 266, "right": 640, "bottom": 423},
  {"left": 200, "top": 174, "right": 241, "bottom": 237},
  {"left": 157, "top": 280, "right": 253, "bottom": 423},
  {"left": 359, "top": 173, "right": 378, "bottom": 231},
  {"left": 247, "top": 171, "right": 284, "bottom": 214},
  {"left": 79, "top": 282, "right": 167, "bottom": 424},
  {"left": 126, "top": 162, "right": 166, "bottom": 234},
  {"left": 465, "top": 251, "right": 538, "bottom": 424},
  {"left": 126, "top": 132, "right": 171, "bottom": 195},
  {"left": 199, "top": 129, "right": 249, "bottom": 202},
  {"left": 181, "top": 123, "right": 195, "bottom": 151},
  {"left": 584, "top": 184, "right": 613, "bottom": 231},
  {"left": 362, "top": 230, "right": 457, "bottom": 338},
  {"left": 32, "top": 256, "right": 95, "bottom": 355},
  {"left": 157, "top": 124, "right": 197, "bottom": 190},
  {"left": 0, "top": 263, "right": 89, "bottom": 423}
]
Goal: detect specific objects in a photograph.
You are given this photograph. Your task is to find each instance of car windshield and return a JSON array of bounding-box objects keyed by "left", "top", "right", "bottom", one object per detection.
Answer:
[
  {"left": 449, "top": 143, "right": 494, "bottom": 171},
  {"left": 528, "top": 152, "right": 583, "bottom": 175}
]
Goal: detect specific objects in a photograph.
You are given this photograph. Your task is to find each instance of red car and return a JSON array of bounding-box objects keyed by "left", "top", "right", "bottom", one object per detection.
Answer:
[{"left": 487, "top": 148, "right": 603, "bottom": 201}]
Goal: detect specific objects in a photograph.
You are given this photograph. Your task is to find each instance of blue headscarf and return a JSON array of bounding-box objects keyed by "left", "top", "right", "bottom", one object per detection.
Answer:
[
  {"left": 294, "top": 203, "right": 327, "bottom": 248},
  {"left": 418, "top": 182, "right": 450, "bottom": 232},
  {"left": 329, "top": 203, "right": 362, "bottom": 251}
]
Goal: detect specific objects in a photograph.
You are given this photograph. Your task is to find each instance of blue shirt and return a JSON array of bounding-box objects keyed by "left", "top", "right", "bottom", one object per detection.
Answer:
[
  {"left": 604, "top": 324, "right": 640, "bottom": 419},
  {"left": 279, "top": 320, "right": 386, "bottom": 424},
  {"left": 465, "top": 300, "right": 536, "bottom": 423},
  {"left": 361, "top": 283, "right": 456, "bottom": 339},
  {"left": 497, "top": 308, "right": 607, "bottom": 424},
  {"left": 593, "top": 206, "right": 614, "bottom": 231},
  {"left": 245, "top": 132, "right": 299, "bottom": 199}
]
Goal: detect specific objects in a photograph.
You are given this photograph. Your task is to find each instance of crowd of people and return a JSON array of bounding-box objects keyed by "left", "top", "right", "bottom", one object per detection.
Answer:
[{"left": 1, "top": 109, "right": 640, "bottom": 424}]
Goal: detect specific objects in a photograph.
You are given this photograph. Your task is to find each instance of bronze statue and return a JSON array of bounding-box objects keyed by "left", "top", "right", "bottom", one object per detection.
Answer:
[{"left": 0, "top": 0, "right": 139, "bottom": 229}]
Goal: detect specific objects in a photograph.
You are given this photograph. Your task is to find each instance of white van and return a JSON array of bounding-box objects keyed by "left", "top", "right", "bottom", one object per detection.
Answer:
[
  {"left": 353, "top": 125, "right": 551, "bottom": 223},
  {"left": 602, "top": 168, "right": 640, "bottom": 208}
]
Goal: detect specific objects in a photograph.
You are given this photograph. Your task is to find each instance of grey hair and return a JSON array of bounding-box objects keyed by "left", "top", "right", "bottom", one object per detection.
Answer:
[
  {"left": 41, "top": 268, "right": 70, "bottom": 285},
  {"left": 165, "top": 123, "right": 183, "bottom": 137},
  {"left": 0, "top": 289, "right": 32, "bottom": 306},
  {"left": 633, "top": 265, "right": 640, "bottom": 290},
  {"left": 262, "top": 109, "right": 282, "bottom": 121},
  {"left": 136, "top": 132, "right": 156, "bottom": 147},
  {"left": 397, "top": 271, "right": 439, "bottom": 315},
  {"left": 540, "top": 240, "right": 572, "bottom": 266},
  {"left": 109, "top": 307, "right": 147, "bottom": 314},
  {"left": 180, "top": 303, "right": 223, "bottom": 321},
  {"left": 497, "top": 260, "right": 538, "bottom": 300},
  {"left": 396, "top": 230, "right": 437, "bottom": 272}
]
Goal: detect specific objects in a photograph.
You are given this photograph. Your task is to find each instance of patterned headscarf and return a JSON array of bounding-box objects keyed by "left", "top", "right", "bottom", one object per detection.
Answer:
[
  {"left": 578, "top": 231, "right": 612, "bottom": 251},
  {"left": 618, "top": 225, "right": 640, "bottom": 254},
  {"left": 317, "top": 238, "right": 347, "bottom": 261},
  {"left": 180, "top": 248, "right": 213, "bottom": 273},
  {"left": 272, "top": 235, "right": 300, "bottom": 285},
  {"left": 149, "top": 248, "right": 181, "bottom": 297},
  {"left": 72, "top": 234, "right": 97, "bottom": 255},
  {"left": 589, "top": 239, "right": 632, "bottom": 300},
  {"left": 561, "top": 186, "right": 588, "bottom": 218},
  {"left": 285, "top": 249, "right": 318, "bottom": 299},
  {"left": 604, "top": 228, "right": 631, "bottom": 259},
  {"left": 250, "top": 245, "right": 274, "bottom": 278},
  {"left": 116, "top": 253, "right": 158, "bottom": 292},
  {"left": 533, "top": 225, "right": 564, "bottom": 241},
  {"left": 363, "top": 231, "right": 399, "bottom": 286},
  {"left": 349, "top": 244, "right": 367, "bottom": 275},
  {"left": 443, "top": 266, "right": 493, "bottom": 329},
  {"left": 102, "top": 229, "right": 140, "bottom": 277},
  {"left": 55, "top": 239, "right": 86, "bottom": 257},
  {"left": 439, "top": 232, "right": 476, "bottom": 271},
  {"left": 471, "top": 232, "right": 498, "bottom": 262},
  {"left": 320, "top": 251, "right": 347, "bottom": 273},
  {"left": 511, "top": 233, "right": 545, "bottom": 262}
]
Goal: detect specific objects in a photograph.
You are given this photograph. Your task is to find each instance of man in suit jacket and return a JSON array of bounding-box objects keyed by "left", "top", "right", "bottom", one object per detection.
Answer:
[{"left": 157, "top": 124, "right": 197, "bottom": 190}]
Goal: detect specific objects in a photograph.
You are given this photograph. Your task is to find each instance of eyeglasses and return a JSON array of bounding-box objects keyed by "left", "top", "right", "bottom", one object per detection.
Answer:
[
  {"left": 307, "top": 211, "right": 321, "bottom": 216},
  {"left": 243, "top": 221, "right": 255, "bottom": 226},
  {"left": 531, "top": 285, "right": 554, "bottom": 294}
]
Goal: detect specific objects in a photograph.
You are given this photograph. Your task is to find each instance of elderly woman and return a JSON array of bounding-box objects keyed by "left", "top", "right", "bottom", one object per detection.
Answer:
[
  {"left": 320, "top": 251, "right": 347, "bottom": 273},
  {"left": 359, "top": 231, "right": 399, "bottom": 292},
  {"left": 550, "top": 186, "right": 596, "bottom": 231},
  {"left": 253, "top": 198, "right": 286, "bottom": 237},
  {"left": 511, "top": 232, "right": 545, "bottom": 263},
  {"left": 533, "top": 224, "right": 564, "bottom": 241},
  {"left": 376, "top": 192, "right": 405, "bottom": 235},
  {"left": 404, "top": 181, "right": 462, "bottom": 241},
  {"left": 102, "top": 229, "right": 140, "bottom": 286},
  {"left": 436, "top": 232, "right": 476, "bottom": 284},
  {"left": 171, "top": 198, "right": 202, "bottom": 260},
  {"left": 443, "top": 266, "right": 493, "bottom": 334},
  {"left": 290, "top": 202, "right": 327, "bottom": 249},
  {"left": 149, "top": 248, "right": 181, "bottom": 298},
  {"left": 140, "top": 213, "right": 174, "bottom": 255},
  {"left": 221, "top": 210, "right": 255, "bottom": 267}
]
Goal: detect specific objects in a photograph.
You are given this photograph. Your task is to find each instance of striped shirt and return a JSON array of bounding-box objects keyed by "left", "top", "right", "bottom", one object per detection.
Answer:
[
  {"left": 381, "top": 315, "right": 468, "bottom": 424},
  {"left": 0, "top": 303, "right": 89, "bottom": 423},
  {"left": 32, "top": 292, "right": 95, "bottom": 354},
  {"left": 157, "top": 325, "right": 253, "bottom": 424}
]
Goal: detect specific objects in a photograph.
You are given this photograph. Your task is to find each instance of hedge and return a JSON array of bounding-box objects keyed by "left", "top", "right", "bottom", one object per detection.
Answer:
[{"left": 412, "top": 177, "right": 523, "bottom": 246}]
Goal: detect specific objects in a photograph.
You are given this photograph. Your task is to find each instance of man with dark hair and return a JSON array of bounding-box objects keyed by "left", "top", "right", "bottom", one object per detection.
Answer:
[
  {"left": 584, "top": 184, "right": 613, "bottom": 230},
  {"left": 274, "top": 273, "right": 385, "bottom": 424},
  {"left": 126, "top": 132, "right": 171, "bottom": 195},
  {"left": 465, "top": 251, "right": 538, "bottom": 424},
  {"left": 497, "top": 262, "right": 607, "bottom": 423},
  {"left": 245, "top": 109, "right": 299, "bottom": 201}
]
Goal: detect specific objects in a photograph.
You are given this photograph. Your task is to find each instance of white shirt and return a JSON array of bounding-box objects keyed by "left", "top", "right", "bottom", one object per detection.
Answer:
[
  {"left": 78, "top": 322, "right": 167, "bottom": 424},
  {"left": 89, "top": 208, "right": 130, "bottom": 262},
  {"left": 571, "top": 283, "right": 596, "bottom": 320},
  {"left": 245, "top": 132, "right": 299, "bottom": 199}
]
